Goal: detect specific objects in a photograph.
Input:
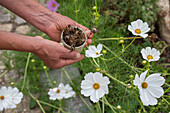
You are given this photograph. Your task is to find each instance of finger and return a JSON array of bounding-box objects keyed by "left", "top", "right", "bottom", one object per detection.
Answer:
[
  {"left": 84, "top": 43, "right": 87, "bottom": 47},
  {"left": 57, "top": 55, "right": 84, "bottom": 68},
  {"left": 87, "top": 39, "right": 92, "bottom": 45},
  {"left": 60, "top": 51, "right": 82, "bottom": 60}
]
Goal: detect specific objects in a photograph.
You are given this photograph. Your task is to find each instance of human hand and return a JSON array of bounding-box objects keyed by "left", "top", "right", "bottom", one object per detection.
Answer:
[
  {"left": 33, "top": 36, "right": 84, "bottom": 69},
  {"left": 46, "top": 13, "right": 93, "bottom": 47}
]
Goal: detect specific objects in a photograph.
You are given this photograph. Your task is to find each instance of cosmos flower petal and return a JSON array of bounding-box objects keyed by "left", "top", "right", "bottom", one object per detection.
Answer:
[
  {"left": 131, "top": 21, "right": 138, "bottom": 30},
  {"left": 133, "top": 74, "right": 141, "bottom": 86},
  {"left": 90, "top": 91, "right": 99, "bottom": 103},
  {"left": 140, "top": 34, "right": 148, "bottom": 38},
  {"left": 84, "top": 72, "right": 95, "bottom": 83},
  {"left": 128, "top": 25, "right": 134, "bottom": 32},
  {"left": 142, "top": 28, "right": 150, "bottom": 34},
  {"left": 96, "top": 89, "right": 105, "bottom": 98},
  {"left": 147, "top": 86, "right": 164, "bottom": 98},
  {"left": 0, "top": 103, "right": 3, "bottom": 111},
  {"left": 145, "top": 89, "right": 158, "bottom": 105},
  {"left": 81, "top": 80, "right": 93, "bottom": 89},
  {"left": 140, "top": 22, "right": 149, "bottom": 30},
  {"left": 152, "top": 51, "right": 160, "bottom": 58},
  {"left": 141, "top": 49, "right": 148, "bottom": 60},
  {"left": 89, "top": 46, "right": 97, "bottom": 52},
  {"left": 145, "top": 73, "right": 165, "bottom": 86},
  {"left": 136, "top": 19, "right": 143, "bottom": 28},
  {"left": 97, "top": 44, "right": 103, "bottom": 53},
  {"left": 100, "top": 86, "right": 109, "bottom": 94},
  {"left": 150, "top": 48, "right": 157, "bottom": 55},
  {"left": 139, "top": 89, "right": 149, "bottom": 106},
  {"left": 93, "top": 72, "right": 103, "bottom": 83},
  {"left": 140, "top": 70, "right": 148, "bottom": 82},
  {"left": 81, "top": 88, "right": 94, "bottom": 97}
]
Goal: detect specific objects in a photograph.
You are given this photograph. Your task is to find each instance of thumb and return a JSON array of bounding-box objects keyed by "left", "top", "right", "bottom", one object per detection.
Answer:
[{"left": 60, "top": 51, "right": 82, "bottom": 60}]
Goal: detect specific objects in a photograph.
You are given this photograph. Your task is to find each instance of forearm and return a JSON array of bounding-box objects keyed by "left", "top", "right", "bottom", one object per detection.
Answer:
[
  {"left": 0, "top": 30, "right": 40, "bottom": 53},
  {"left": 0, "top": 0, "right": 56, "bottom": 34}
]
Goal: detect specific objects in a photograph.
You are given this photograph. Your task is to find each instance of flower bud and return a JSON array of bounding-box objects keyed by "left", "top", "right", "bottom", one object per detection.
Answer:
[
  {"left": 31, "top": 59, "right": 35, "bottom": 63},
  {"left": 95, "top": 17, "right": 99, "bottom": 20},
  {"left": 11, "top": 82, "right": 15, "bottom": 86},
  {"left": 93, "top": 12, "right": 96, "bottom": 15},
  {"left": 43, "top": 66, "right": 47, "bottom": 70},
  {"left": 53, "top": 81, "right": 57, "bottom": 84},
  {"left": 96, "top": 68, "right": 101, "bottom": 72},
  {"left": 117, "top": 105, "right": 121, "bottom": 110},
  {"left": 127, "top": 84, "right": 132, "bottom": 89},
  {"left": 102, "top": 50, "right": 107, "bottom": 54},
  {"left": 142, "top": 60, "right": 147, "bottom": 64},
  {"left": 119, "top": 40, "right": 124, "bottom": 44},
  {"left": 93, "top": 6, "right": 97, "bottom": 10},
  {"left": 129, "top": 75, "right": 134, "bottom": 78}
]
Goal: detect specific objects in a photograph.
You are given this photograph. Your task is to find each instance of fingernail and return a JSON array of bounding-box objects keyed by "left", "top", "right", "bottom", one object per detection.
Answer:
[
  {"left": 76, "top": 53, "right": 81, "bottom": 59},
  {"left": 85, "top": 30, "right": 91, "bottom": 34}
]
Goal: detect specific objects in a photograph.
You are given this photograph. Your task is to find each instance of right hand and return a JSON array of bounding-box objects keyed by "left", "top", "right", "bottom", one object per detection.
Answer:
[{"left": 33, "top": 36, "right": 84, "bottom": 69}]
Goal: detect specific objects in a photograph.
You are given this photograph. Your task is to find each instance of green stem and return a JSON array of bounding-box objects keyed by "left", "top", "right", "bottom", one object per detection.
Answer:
[
  {"left": 45, "top": 70, "right": 53, "bottom": 87},
  {"left": 28, "top": 91, "right": 46, "bottom": 113},
  {"left": 74, "top": 0, "right": 78, "bottom": 22},
  {"left": 92, "top": 58, "right": 100, "bottom": 67},
  {"left": 97, "top": 37, "right": 142, "bottom": 41},
  {"left": 102, "top": 97, "right": 105, "bottom": 113},
  {"left": 101, "top": 43, "right": 139, "bottom": 73},
  {"left": 162, "top": 97, "right": 170, "bottom": 105},
  {"left": 79, "top": 95, "right": 93, "bottom": 112},
  {"left": 63, "top": 68, "right": 74, "bottom": 86},
  {"left": 0, "top": 70, "right": 8, "bottom": 79},
  {"left": 102, "top": 96, "right": 116, "bottom": 113},
  {"left": 105, "top": 73, "right": 127, "bottom": 87},
  {"left": 21, "top": 53, "right": 31, "bottom": 91}
]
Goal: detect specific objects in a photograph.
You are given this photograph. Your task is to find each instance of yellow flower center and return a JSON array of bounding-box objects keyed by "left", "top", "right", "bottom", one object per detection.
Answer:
[
  {"left": 52, "top": 3, "right": 56, "bottom": 7},
  {"left": 96, "top": 52, "right": 99, "bottom": 55},
  {"left": 93, "top": 83, "right": 100, "bottom": 90},
  {"left": 135, "top": 29, "right": 141, "bottom": 34},
  {"left": 141, "top": 82, "right": 148, "bottom": 88},
  {"left": 0, "top": 96, "right": 4, "bottom": 100},
  {"left": 147, "top": 55, "right": 153, "bottom": 60},
  {"left": 56, "top": 89, "right": 60, "bottom": 93}
]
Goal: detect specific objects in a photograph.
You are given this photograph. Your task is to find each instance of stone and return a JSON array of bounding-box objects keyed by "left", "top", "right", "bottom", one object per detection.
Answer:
[
  {"left": 157, "top": 0, "right": 170, "bottom": 44},
  {"left": 64, "top": 96, "right": 92, "bottom": 113},
  {"left": 0, "top": 13, "right": 11, "bottom": 23},
  {"left": 15, "top": 25, "right": 30, "bottom": 34},
  {"left": 14, "top": 16, "right": 27, "bottom": 25},
  {"left": 0, "top": 6, "right": 11, "bottom": 23},
  {"left": 40, "top": 65, "right": 81, "bottom": 85},
  {"left": 0, "top": 23, "right": 13, "bottom": 32}
]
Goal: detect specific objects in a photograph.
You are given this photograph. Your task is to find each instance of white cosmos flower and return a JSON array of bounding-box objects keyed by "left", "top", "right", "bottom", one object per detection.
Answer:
[
  {"left": 128, "top": 19, "right": 150, "bottom": 38},
  {"left": 8, "top": 87, "right": 23, "bottom": 108},
  {"left": 141, "top": 47, "right": 160, "bottom": 62},
  {"left": 81, "top": 72, "right": 110, "bottom": 103},
  {"left": 133, "top": 70, "right": 165, "bottom": 106},
  {"left": 85, "top": 44, "right": 103, "bottom": 58},
  {"left": 63, "top": 84, "right": 76, "bottom": 99},
  {"left": 0, "top": 86, "right": 23, "bottom": 111},
  {"left": 48, "top": 83, "right": 66, "bottom": 100}
]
